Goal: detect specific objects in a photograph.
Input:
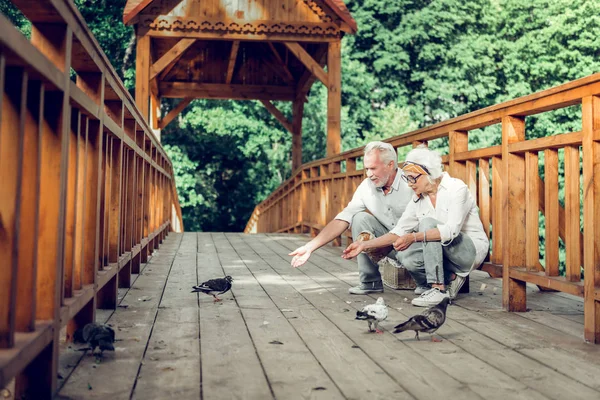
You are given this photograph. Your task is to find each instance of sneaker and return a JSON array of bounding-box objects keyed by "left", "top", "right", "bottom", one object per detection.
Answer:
[
  {"left": 348, "top": 281, "right": 384, "bottom": 295},
  {"left": 414, "top": 286, "right": 430, "bottom": 295},
  {"left": 411, "top": 287, "right": 450, "bottom": 307},
  {"left": 447, "top": 275, "right": 467, "bottom": 300}
]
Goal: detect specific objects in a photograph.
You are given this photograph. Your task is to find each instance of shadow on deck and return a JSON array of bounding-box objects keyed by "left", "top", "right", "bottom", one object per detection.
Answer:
[{"left": 56, "top": 233, "right": 600, "bottom": 400}]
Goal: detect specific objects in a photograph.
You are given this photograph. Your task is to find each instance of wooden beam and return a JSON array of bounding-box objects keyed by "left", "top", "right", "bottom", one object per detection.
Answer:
[
  {"left": 292, "top": 98, "right": 305, "bottom": 172},
  {"left": 326, "top": 40, "right": 341, "bottom": 156},
  {"left": 159, "top": 98, "right": 193, "bottom": 129},
  {"left": 267, "top": 43, "right": 295, "bottom": 84},
  {"left": 159, "top": 82, "right": 296, "bottom": 101},
  {"left": 297, "top": 45, "right": 328, "bottom": 97},
  {"left": 150, "top": 38, "right": 195, "bottom": 81},
  {"left": 501, "top": 116, "right": 527, "bottom": 312},
  {"left": 285, "top": 42, "right": 328, "bottom": 86},
  {"left": 582, "top": 95, "right": 600, "bottom": 343},
  {"left": 260, "top": 100, "right": 292, "bottom": 134},
  {"left": 225, "top": 41, "right": 240, "bottom": 84},
  {"left": 135, "top": 35, "right": 150, "bottom": 121}
]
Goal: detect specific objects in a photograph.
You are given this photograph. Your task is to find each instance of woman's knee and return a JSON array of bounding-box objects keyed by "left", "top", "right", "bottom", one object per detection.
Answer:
[{"left": 398, "top": 253, "right": 421, "bottom": 272}]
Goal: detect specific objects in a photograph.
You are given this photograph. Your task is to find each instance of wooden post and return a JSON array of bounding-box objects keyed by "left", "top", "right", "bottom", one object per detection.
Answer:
[
  {"left": 135, "top": 34, "right": 150, "bottom": 122},
  {"left": 501, "top": 116, "right": 527, "bottom": 312},
  {"left": 292, "top": 97, "right": 304, "bottom": 172},
  {"left": 448, "top": 130, "right": 467, "bottom": 182},
  {"left": 326, "top": 40, "right": 341, "bottom": 156},
  {"left": 582, "top": 95, "right": 600, "bottom": 343}
]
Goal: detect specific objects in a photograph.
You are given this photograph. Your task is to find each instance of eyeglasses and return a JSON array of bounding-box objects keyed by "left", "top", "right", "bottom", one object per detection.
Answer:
[{"left": 401, "top": 173, "right": 423, "bottom": 184}]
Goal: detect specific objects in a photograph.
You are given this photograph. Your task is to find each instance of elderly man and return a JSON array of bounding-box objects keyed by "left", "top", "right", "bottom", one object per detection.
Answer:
[{"left": 289, "top": 141, "right": 413, "bottom": 294}]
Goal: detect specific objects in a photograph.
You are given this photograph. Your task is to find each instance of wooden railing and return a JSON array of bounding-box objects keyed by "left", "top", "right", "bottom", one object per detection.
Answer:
[
  {"left": 0, "top": 0, "right": 183, "bottom": 397},
  {"left": 245, "top": 73, "right": 600, "bottom": 344}
]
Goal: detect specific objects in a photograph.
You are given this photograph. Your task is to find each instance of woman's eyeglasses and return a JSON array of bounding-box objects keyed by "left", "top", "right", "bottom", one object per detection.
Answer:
[{"left": 401, "top": 174, "right": 422, "bottom": 184}]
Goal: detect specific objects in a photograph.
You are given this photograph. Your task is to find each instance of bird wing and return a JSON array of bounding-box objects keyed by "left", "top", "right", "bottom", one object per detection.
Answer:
[
  {"left": 393, "top": 316, "right": 427, "bottom": 333},
  {"left": 422, "top": 308, "right": 446, "bottom": 329},
  {"left": 198, "top": 278, "right": 231, "bottom": 293},
  {"left": 366, "top": 304, "right": 388, "bottom": 321}
]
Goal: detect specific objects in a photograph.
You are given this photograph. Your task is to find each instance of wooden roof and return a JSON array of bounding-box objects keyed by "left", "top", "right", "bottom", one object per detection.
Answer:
[{"left": 123, "top": 0, "right": 357, "bottom": 33}]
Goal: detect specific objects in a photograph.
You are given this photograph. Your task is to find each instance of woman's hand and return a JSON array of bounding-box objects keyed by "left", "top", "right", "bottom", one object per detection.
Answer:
[
  {"left": 393, "top": 233, "right": 415, "bottom": 251},
  {"left": 341, "top": 241, "right": 366, "bottom": 259}
]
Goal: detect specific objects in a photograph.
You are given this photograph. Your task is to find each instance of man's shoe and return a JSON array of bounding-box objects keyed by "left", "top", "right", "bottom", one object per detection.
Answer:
[
  {"left": 411, "top": 287, "right": 449, "bottom": 307},
  {"left": 348, "top": 281, "right": 384, "bottom": 295},
  {"left": 447, "top": 275, "right": 467, "bottom": 300},
  {"left": 414, "top": 285, "right": 430, "bottom": 295}
]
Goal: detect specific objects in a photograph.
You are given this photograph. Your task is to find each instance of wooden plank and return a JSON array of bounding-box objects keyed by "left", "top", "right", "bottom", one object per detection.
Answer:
[
  {"left": 454, "top": 145, "right": 502, "bottom": 161},
  {"left": 544, "top": 149, "right": 559, "bottom": 277},
  {"left": 83, "top": 120, "right": 102, "bottom": 285},
  {"left": 525, "top": 151, "right": 540, "bottom": 271},
  {"left": 465, "top": 160, "right": 477, "bottom": 199},
  {"left": 581, "top": 95, "right": 600, "bottom": 343},
  {"left": 478, "top": 159, "right": 491, "bottom": 239},
  {"left": 73, "top": 116, "right": 87, "bottom": 292},
  {"left": 0, "top": 67, "right": 26, "bottom": 348},
  {"left": 284, "top": 42, "right": 328, "bottom": 86},
  {"left": 149, "top": 38, "right": 196, "bottom": 80},
  {"left": 501, "top": 116, "right": 527, "bottom": 311},
  {"left": 63, "top": 110, "right": 80, "bottom": 300},
  {"left": 108, "top": 138, "right": 122, "bottom": 264},
  {"left": 225, "top": 40, "right": 240, "bottom": 84},
  {"left": 297, "top": 44, "right": 328, "bottom": 98},
  {"left": 564, "top": 145, "right": 581, "bottom": 282},
  {"left": 260, "top": 100, "right": 292, "bottom": 134},
  {"left": 326, "top": 41, "right": 341, "bottom": 156},
  {"left": 159, "top": 97, "right": 192, "bottom": 130},
  {"left": 266, "top": 43, "right": 295, "bottom": 85},
  {"left": 196, "top": 234, "right": 273, "bottom": 400},
  {"left": 15, "top": 78, "right": 42, "bottom": 333},
  {"left": 509, "top": 130, "right": 582, "bottom": 153},
  {"left": 509, "top": 269, "right": 584, "bottom": 297},
  {"left": 158, "top": 82, "right": 296, "bottom": 101}
]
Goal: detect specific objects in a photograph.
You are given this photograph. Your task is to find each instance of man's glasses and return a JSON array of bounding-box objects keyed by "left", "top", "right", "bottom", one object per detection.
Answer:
[{"left": 401, "top": 173, "right": 422, "bottom": 184}]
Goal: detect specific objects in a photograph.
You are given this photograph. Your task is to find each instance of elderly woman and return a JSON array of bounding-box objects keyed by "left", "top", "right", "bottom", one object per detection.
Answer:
[{"left": 342, "top": 145, "right": 489, "bottom": 307}]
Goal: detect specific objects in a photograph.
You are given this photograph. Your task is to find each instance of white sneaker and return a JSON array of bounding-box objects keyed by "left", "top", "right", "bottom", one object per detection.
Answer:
[
  {"left": 447, "top": 275, "right": 467, "bottom": 299},
  {"left": 414, "top": 286, "right": 430, "bottom": 295},
  {"left": 411, "top": 287, "right": 450, "bottom": 307}
]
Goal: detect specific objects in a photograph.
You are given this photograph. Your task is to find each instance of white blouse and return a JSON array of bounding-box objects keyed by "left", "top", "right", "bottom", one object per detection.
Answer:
[{"left": 390, "top": 172, "right": 489, "bottom": 270}]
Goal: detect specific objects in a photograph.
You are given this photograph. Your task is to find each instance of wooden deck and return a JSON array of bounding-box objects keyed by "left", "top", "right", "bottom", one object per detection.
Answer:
[{"left": 56, "top": 233, "right": 600, "bottom": 400}]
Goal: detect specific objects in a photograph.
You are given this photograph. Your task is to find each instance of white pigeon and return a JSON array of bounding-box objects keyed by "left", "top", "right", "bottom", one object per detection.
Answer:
[{"left": 355, "top": 297, "right": 388, "bottom": 334}]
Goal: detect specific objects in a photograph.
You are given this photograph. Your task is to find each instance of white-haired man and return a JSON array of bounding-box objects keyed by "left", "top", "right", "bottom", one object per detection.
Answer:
[{"left": 289, "top": 141, "right": 413, "bottom": 294}]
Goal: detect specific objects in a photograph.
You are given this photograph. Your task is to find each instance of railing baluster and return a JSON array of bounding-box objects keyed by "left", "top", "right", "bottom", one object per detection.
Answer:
[
  {"left": 564, "top": 145, "right": 581, "bottom": 282},
  {"left": 544, "top": 149, "right": 559, "bottom": 276}
]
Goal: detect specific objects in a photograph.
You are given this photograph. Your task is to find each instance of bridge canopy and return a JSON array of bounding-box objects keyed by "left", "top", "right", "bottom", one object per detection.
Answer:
[{"left": 124, "top": 0, "right": 357, "bottom": 168}]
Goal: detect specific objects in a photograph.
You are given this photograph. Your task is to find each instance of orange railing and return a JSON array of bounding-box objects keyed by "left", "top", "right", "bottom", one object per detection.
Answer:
[
  {"left": 0, "top": 0, "right": 183, "bottom": 397},
  {"left": 246, "top": 73, "right": 600, "bottom": 344}
]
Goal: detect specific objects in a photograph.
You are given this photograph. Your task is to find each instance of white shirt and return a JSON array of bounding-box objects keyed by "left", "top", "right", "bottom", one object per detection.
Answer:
[
  {"left": 390, "top": 172, "right": 489, "bottom": 270},
  {"left": 335, "top": 169, "right": 413, "bottom": 230}
]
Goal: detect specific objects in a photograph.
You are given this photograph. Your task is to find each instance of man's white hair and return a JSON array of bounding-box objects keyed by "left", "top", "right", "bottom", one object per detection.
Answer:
[
  {"left": 404, "top": 145, "right": 443, "bottom": 179},
  {"left": 364, "top": 141, "right": 397, "bottom": 168}
]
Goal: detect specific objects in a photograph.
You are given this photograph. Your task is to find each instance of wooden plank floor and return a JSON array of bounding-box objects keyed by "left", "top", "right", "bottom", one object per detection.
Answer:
[{"left": 56, "top": 232, "right": 600, "bottom": 400}]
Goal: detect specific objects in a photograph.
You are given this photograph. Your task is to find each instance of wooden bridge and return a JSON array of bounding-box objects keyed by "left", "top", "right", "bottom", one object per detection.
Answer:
[{"left": 1, "top": 0, "right": 600, "bottom": 399}]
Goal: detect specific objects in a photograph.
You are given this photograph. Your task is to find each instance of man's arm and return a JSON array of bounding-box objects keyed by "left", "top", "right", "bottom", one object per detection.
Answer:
[
  {"left": 341, "top": 232, "right": 398, "bottom": 259},
  {"left": 289, "top": 219, "right": 349, "bottom": 267}
]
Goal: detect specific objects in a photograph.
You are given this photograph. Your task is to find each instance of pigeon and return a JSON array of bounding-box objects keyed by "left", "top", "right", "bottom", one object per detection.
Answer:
[
  {"left": 73, "top": 323, "right": 116, "bottom": 356},
  {"left": 393, "top": 297, "right": 450, "bottom": 341},
  {"left": 192, "top": 276, "right": 234, "bottom": 302},
  {"left": 355, "top": 297, "right": 388, "bottom": 334}
]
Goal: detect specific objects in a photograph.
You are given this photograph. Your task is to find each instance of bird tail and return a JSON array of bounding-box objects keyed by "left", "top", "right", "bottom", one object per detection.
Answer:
[
  {"left": 191, "top": 286, "right": 208, "bottom": 293},
  {"left": 355, "top": 310, "right": 369, "bottom": 320},
  {"left": 393, "top": 320, "right": 415, "bottom": 334}
]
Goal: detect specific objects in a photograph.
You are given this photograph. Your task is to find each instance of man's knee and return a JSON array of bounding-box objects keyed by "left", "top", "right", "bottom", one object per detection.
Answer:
[
  {"left": 351, "top": 212, "right": 375, "bottom": 236},
  {"left": 418, "top": 217, "right": 438, "bottom": 231}
]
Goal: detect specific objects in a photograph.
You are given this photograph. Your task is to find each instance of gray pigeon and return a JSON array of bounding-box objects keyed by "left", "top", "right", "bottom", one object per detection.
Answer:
[
  {"left": 393, "top": 298, "right": 450, "bottom": 341},
  {"left": 73, "top": 323, "right": 116, "bottom": 355},
  {"left": 355, "top": 297, "right": 388, "bottom": 334},
  {"left": 192, "top": 276, "right": 233, "bottom": 302}
]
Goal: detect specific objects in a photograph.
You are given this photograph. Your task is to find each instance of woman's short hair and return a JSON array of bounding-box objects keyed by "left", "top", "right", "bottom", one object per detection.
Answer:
[
  {"left": 364, "top": 141, "right": 397, "bottom": 168},
  {"left": 404, "top": 145, "right": 443, "bottom": 179}
]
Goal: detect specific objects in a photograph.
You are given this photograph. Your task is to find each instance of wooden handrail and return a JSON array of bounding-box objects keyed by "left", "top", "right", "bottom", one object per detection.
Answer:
[
  {"left": 246, "top": 72, "right": 600, "bottom": 345},
  {"left": 0, "top": 1, "right": 183, "bottom": 397}
]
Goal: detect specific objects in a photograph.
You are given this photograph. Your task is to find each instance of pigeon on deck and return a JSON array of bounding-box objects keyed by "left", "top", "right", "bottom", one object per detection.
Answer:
[
  {"left": 393, "top": 297, "right": 450, "bottom": 341},
  {"left": 192, "top": 276, "right": 234, "bottom": 302},
  {"left": 73, "top": 323, "right": 116, "bottom": 356},
  {"left": 355, "top": 297, "right": 388, "bottom": 334}
]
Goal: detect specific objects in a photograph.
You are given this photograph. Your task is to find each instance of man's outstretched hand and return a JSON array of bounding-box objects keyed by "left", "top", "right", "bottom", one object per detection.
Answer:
[
  {"left": 341, "top": 242, "right": 365, "bottom": 260},
  {"left": 289, "top": 246, "right": 312, "bottom": 268}
]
